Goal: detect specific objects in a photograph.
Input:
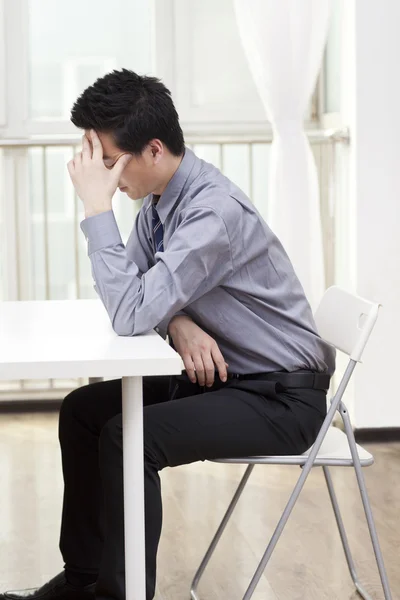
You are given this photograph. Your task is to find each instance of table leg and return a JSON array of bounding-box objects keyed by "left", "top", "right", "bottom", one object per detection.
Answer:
[{"left": 122, "top": 376, "right": 146, "bottom": 600}]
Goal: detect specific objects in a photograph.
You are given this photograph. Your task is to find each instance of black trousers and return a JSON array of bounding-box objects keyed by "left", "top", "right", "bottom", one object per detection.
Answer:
[{"left": 58, "top": 373, "right": 327, "bottom": 600}]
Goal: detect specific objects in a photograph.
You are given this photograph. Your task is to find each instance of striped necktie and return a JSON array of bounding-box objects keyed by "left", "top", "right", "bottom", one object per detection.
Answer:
[{"left": 152, "top": 204, "right": 164, "bottom": 253}]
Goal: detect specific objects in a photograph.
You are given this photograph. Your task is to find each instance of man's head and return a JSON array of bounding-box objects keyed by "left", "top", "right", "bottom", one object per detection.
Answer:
[{"left": 70, "top": 69, "right": 185, "bottom": 200}]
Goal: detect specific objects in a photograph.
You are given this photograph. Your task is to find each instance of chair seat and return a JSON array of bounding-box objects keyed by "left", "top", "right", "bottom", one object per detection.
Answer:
[{"left": 212, "top": 426, "right": 374, "bottom": 467}]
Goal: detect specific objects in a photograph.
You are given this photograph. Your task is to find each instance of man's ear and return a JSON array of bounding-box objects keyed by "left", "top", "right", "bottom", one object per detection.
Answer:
[{"left": 148, "top": 140, "right": 163, "bottom": 163}]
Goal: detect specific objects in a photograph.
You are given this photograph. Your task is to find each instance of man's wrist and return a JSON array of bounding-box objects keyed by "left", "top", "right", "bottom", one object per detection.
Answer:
[
  {"left": 168, "top": 314, "right": 192, "bottom": 335},
  {"left": 84, "top": 205, "right": 112, "bottom": 219}
]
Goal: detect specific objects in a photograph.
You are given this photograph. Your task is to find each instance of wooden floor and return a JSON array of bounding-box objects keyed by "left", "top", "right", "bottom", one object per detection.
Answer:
[{"left": 0, "top": 409, "right": 399, "bottom": 600}]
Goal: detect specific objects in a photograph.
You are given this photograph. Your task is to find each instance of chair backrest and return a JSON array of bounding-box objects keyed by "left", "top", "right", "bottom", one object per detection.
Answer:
[{"left": 314, "top": 286, "right": 380, "bottom": 362}]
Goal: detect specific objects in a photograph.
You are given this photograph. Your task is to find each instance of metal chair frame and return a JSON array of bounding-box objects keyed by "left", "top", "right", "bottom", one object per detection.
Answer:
[{"left": 190, "top": 287, "right": 392, "bottom": 600}]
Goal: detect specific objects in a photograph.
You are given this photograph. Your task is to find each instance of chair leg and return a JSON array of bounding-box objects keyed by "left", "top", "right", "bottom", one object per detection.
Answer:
[
  {"left": 323, "top": 466, "right": 373, "bottom": 600},
  {"left": 241, "top": 458, "right": 321, "bottom": 599},
  {"left": 340, "top": 406, "right": 393, "bottom": 600},
  {"left": 239, "top": 394, "right": 346, "bottom": 599},
  {"left": 190, "top": 464, "right": 255, "bottom": 600}
]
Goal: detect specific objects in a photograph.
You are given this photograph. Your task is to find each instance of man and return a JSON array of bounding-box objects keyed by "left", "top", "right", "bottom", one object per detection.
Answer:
[{"left": 1, "top": 69, "right": 335, "bottom": 600}]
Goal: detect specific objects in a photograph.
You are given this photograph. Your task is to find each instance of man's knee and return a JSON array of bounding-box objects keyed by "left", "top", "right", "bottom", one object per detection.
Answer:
[
  {"left": 59, "top": 385, "right": 90, "bottom": 441},
  {"left": 60, "top": 384, "right": 88, "bottom": 416},
  {"left": 59, "top": 381, "right": 109, "bottom": 444}
]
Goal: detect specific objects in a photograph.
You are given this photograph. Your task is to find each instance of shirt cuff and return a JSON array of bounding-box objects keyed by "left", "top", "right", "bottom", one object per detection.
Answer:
[
  {"left": 156, "top": 310, "right": 188, "bottom": 339},
  {"left": 81, "top": 210, "right": 123, "bottom": 255}
]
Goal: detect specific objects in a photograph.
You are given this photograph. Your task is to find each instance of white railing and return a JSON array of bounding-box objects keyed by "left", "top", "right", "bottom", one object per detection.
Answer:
[{"left": 0, "top": 128, "right": 349, "bottom": 401}]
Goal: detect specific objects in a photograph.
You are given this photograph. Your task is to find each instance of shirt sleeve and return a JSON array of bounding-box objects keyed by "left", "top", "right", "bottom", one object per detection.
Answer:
[
  {"left": 125, "top": 210, "right": 188, "bottom": 338},
  {"left": 125, "top": 207, "right": 154, "bottom": 278},
  {"left": 80, "top": 206, "right": 233, "bottom": 336}
]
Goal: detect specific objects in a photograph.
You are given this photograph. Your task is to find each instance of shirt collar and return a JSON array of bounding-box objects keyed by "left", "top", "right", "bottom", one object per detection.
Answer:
[{"left": 147, "top": 147, "right": 197, "bottom": 224}]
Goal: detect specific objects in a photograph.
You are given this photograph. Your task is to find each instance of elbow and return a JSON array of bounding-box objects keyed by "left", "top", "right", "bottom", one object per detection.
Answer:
[
  {"left": 111, "top": 313, "right": 152, "bottom": 337},
  {"left": 112, "top": 323, "right": 135, "bottom": 337},
  {"left": 112, "top": 313, "right": 135, "bottom": 337}
]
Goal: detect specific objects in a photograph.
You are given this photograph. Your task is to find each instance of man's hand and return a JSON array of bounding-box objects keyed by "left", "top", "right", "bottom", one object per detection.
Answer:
[
  {"left": 67, "top": 130, "right": 132, "bottom": 218},
  {"left": 168, "top": 315, "right": 228, "bottom": 387}
]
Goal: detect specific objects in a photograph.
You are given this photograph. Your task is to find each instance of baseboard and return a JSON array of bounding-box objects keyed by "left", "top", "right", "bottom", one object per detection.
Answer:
[
  {"left": 355, "top": 427, "right": 400, "bottom": 443},
  {"left": 0, "top": 399, "right": 62, "bottom": 412}
]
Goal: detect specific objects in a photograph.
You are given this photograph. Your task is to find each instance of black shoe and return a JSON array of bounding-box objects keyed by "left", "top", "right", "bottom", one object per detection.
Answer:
[{"left": 0, "top": 572, "right": 96, "bottom": 599}]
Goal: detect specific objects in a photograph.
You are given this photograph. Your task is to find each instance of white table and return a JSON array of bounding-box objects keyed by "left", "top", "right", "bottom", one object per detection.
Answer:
[{"left": 0, "top": 299, "right": 183, "bottom": 600}]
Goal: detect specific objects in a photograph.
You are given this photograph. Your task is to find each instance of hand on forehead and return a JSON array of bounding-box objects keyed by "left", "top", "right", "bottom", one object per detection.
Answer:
[
  {"left": 83, "top": 130, "right": 108, "bottom": 164},
  {"left": 81, "top": 130, "right": 132, "bottom": 172},
  {"left": 83, "top": 129, "right": 102, "bottom": 146}
]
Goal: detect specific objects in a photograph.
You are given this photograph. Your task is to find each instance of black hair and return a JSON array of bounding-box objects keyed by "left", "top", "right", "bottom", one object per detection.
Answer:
[{"left": 70, "top": 69, "right": 185, "bottom": 156}]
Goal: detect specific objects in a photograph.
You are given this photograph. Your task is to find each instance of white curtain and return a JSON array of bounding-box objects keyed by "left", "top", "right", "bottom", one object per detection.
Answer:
[{"left": 234, "top": 0, "right": 333, "bottom": 309}]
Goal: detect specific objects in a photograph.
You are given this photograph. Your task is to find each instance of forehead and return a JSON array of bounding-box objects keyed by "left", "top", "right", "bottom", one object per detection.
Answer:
[{"left": 84, "top": 130, "right": 121, "bottom": 160}]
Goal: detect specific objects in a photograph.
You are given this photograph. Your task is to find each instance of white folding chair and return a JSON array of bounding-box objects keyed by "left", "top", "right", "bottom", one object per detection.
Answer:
[{"left": 190, "top": 286, "right": 392, "bottom": 600}]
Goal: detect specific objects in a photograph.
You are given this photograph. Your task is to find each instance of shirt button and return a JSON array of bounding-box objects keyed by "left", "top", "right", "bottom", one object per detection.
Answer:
[{"left": 155, "top": 327, "right": 160, "bottom": 333}]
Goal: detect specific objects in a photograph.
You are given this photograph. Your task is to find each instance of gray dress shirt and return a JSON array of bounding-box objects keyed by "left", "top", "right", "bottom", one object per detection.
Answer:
[{"left": 81, "top": 148, "right": 335, "bottom": 375}]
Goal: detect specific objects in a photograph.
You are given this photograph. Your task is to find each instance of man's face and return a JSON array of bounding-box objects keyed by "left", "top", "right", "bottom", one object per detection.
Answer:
[{"left": 84, "top": 131, "right": 158, "bottom": 200}]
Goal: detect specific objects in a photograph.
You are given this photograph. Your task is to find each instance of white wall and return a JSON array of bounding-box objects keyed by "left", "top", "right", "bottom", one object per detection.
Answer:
[{"left": 342, "top": 0, "right": 400, "bottom": 428}]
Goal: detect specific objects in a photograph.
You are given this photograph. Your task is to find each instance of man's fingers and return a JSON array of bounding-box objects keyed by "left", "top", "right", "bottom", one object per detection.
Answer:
[
  {"left": 202, "top": 354, "right": 216, "bottom": 387},
  {"left": 211, "top": 346, "right": 228, "bottom": 382},
  {"left": 72, "top": 151, "right": 82, "bottom": 168},
  {"left": 67, "top": 160, "right": 75, "bottom": 178},
  {"left": 82, "top": 134, "right": 91, "bottom": 161},
  {"left": 90, "top": 129, "right": 103, "bottom": 161},
  {"left": 192, "top": 353, "right": 206, "bottom": 386},
  {"left": 113, "top": 153, "right": 132, "bottom": 177},
  {"left": 183, "top": 354, "right": 196, "bottom": 384}
]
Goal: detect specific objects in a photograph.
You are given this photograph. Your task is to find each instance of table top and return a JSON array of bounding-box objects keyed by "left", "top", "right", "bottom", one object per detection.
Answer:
[{"left": 0, "top": 300, "right": 183, "bottom": 380}]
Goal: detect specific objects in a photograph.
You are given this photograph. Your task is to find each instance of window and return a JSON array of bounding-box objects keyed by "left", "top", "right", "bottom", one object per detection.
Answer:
[
  {"left": 1, "top": 0, "right": 152, "bottom": 300},
  {"left": 28, "top": 0, "right": 152, "bottom": 123},
  {"left": 0, "top": 0, "right": 324, "bottom": 302}
]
